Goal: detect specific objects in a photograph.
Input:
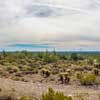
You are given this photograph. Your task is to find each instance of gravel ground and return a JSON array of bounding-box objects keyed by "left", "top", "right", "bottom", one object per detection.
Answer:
[{"left": 0, "top": 78, "right": 100, "bottom": 100}]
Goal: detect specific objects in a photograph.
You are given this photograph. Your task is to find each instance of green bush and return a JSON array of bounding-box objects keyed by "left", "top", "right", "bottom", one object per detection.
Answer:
[
  {"left": 75, "top": 72, "right": 82, "bottom": 79},
  {"left": 41, "top": 68, "right": 51, "bottom": 78},
  {"left": 12, "top": 77, "right": 21, "bottom": 81},
  {"left": 20, "top": 65, "right": 31, "bottom": 71},
  {"left": 20, "top": 96, "right": 34, "bottom": 100},
  {"left": 80, "top": 73, "right": 96, "bottom": 85},
  {"left": 5, "top": 66, "right": 19, "bottom": 73},
  {"left": 41, "top": 88, "right": 72, "bottom": 100},
  {"left": 38, "top": 50, "right": 59, "bottom": 63},
  {"left": 70, "top": 53, "right": 79, "bottom": 61},
  {"left": 44, "top": 55, "right": 59, "bottom": 63},
  {"left": 87, "top": 58, "right": 94, "bottom": 65},
  {"left": 19, "top": 88, "right": 72, "bottom": 100}
]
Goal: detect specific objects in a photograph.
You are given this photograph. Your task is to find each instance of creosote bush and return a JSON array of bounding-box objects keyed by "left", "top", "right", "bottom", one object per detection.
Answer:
[
  {"left": 41, "top": 88, "right": 72, "bottom": 100},
  {"left": 80, "top": 73, "right": 96, "bottom": 85},
  {"left": 59, "top": 72, "right": 70, "bottom": 84},
  {"left": 93, "top": 68, "right": 99, "bottom": 75},
  {"left": 20, "top": 96, "right": 34, "bottom": 100},
  {"left": 75, "top": 72, "right": 82, "bottom": 79},
  {"left": 70, "top": 53, "right": 79, "bottom": 61},
  {"left": 19, "top": 88, "right": 72, "bottom": 100},
  {"left": 41, "top": 68, "right": 51, "bottom": 78}
]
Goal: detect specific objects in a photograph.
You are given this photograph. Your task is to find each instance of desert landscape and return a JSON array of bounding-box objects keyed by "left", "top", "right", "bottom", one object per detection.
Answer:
[
  {"left": 0, "top": 0, "right": 100, "bottom": 99},
  {"left": 0, "top": 51, "right": 100, "bottom": 100}
]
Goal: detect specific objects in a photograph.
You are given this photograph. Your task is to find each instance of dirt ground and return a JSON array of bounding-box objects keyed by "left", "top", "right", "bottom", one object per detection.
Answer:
[{"left": 0, "top": 78, "right": 100, "bottom": 100}]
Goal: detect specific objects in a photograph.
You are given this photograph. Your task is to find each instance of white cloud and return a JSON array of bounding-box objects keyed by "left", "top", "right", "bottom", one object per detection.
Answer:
[{"left": 0, "top": 0, "right": 100, "bottom": 50}]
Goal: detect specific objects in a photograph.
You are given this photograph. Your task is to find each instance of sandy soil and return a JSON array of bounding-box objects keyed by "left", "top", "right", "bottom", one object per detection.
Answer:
[{"left": 0, "top": 78, "right": 100, "bottom": 100}]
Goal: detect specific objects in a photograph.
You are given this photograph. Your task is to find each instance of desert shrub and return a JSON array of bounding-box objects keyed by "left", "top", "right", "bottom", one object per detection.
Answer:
[
  {"left": 41, "top": 68, "right": 51, "bottom": 77},
  {"left": 87, "top": 58, "right": 94, "bottom": 65},
  {"left": 32, "top": 69, "right": 38, "bottom": 74},
  {"left": 59, "top": 72, "right": 70, "bottom": 84},
  {"left": 20, "top": 78, "right": 28, "bottom": 82},
  {"left": 11, "top": 67, "right": 19, "bottom": 73},
  {"left": 12, "top": 77, "right": 21, "bottom": 81},
  {"left": 41, "top": 88, "right": 72, "bottom": 100},
  {"left": 37, "top": 50, "right": 59, "bottom": 63},
  {"left": 80, "top": 73, "right": 96, "bottom": 85},
  {"left": 66, "top": 69, "right": 71, "bottom": 75},
  {"left": 5, "top": 66, "right": 19, "bottom": 73},
  {"left": 19, "top": 59, "right": 27, "bottom": 65},
  {"left": 70, "top": 53, "right": 79, "bottom": 61},
  {"left": 95, "top": 63, "right": 100, "bottom": 69},
  {"left": 23, "top": 70, "right": 37, "bottom": 75},
  {"left": 52, "top": 68, "right": 59, "bottom": 75},
  {"left": 44, "top": 55, "right": 59, "bottom": 63},
  {"left": 78, "top": 60, "right": 87, "bottom": 66},
  {"left": 20, "top": 65, "right": 32, "bottom": 71},
  {"left": 75, "top": 72, "right": 82, "bottom": 79},
  {"left": 0, "top": 60, "right": 6, "bottom": 65},
  {"left": 5, "top": 66, "right": 12, "bottom": 71},
  {"left": 64, "top": 74, "right": 70, "bottom": 84},
  {"left": 93, "top": 68, "right": 99, "bottom": 75},
  {"left": 20, "top": 96, "right": 27, "bottom": 100},
  {"left": 59, "top": 73, "right": 64, "bottom": 84},
  {"left": 43, "top": 65, "right": 51, "bottom": 71},
  {"left": 20, "top": 96, "right": 34, "bottom": 100},
  {"left": 45, "top": 70, "right": 50, "bottom": 77},
  {"left": 59, "top": 55, "right": 68, "bottom": 60},
  {"left": 15, "top": 72, "right": 23, "bottom": 77}
]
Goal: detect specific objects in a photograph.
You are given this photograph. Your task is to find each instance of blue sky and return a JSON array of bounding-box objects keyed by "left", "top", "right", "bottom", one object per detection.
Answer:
[{"left": 0, "top": 0, "right": 100, "bottom": 51}]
